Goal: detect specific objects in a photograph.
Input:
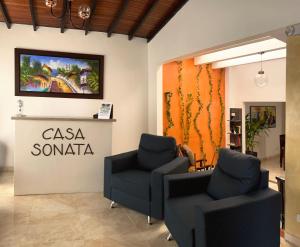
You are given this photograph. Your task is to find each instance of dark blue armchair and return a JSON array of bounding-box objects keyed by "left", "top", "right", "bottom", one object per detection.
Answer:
[
  {"left": 104, "top": 133, "right": 189, "bottom": 223},
  {"left": 164, "top": 148, "right": 281, "bottom": 247}
]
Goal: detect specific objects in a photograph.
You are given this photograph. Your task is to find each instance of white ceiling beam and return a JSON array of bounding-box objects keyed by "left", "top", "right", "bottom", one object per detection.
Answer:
[
  {"left": 194, "top": 38, "right": 286, "bottom": 65},
  {"left": 212, "top": 49, "right": 286, "bottom": 69}
]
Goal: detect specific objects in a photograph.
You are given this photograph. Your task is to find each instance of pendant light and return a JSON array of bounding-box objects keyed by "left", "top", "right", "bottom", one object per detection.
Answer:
[{"left": 255, "top": 52, "right": 268, "bottom": 87}]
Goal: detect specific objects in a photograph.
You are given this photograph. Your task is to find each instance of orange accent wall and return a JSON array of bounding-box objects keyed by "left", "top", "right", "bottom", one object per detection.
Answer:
[{"left": 163, "top": 59, "right": 225, "bottom": 165}]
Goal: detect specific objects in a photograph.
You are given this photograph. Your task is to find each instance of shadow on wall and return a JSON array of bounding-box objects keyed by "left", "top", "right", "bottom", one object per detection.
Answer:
[{"left": 0, "top": 141, "right": 7, "bottom": 168}]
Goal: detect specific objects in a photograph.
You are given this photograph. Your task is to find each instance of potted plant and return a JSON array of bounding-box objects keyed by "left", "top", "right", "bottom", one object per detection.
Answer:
[{"left": 245, "top": 113, "right": 269, "bottom": 157}]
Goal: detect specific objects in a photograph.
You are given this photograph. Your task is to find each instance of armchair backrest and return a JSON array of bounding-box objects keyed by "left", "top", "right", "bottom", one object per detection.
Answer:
[
  {"left": 137, "top": 133, "right": 177, "bottom": 171},
  {"left": 207, "top": 148, "right": 261, "bottom": 200}
]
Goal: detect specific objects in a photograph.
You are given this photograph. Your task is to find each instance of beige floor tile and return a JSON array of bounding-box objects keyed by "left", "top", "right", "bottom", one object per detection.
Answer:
[
  {"left": 17, "top": 239, "right": 85, "bottom": 247},
  {"left": 78, "top": 207, "right": 137, "bottom": 241},
  {"left": 21, "top": 220, "right": 83, "bottom": 244},
  {"left": 261, "top": 155, "right": 285, "bottom": 183},
  {"left": 101, "top": 236, "right": 150, "bottom": 247},
  {"left": 81, "top": 239, "right": 102, "bottom": 247},
  {"left": 0, "top": 211, "right": 30, "bottom": 226},
  {"left": 0, "top": 224, "right": 29, "bottom": 246},
  {"left": 0, "top": 170, "right": 287, "bottom": 247},
  {"left": 74, "top": 193, "right": 110, "bottom": 212},
  {"left": 31, "top": 194, "right": 77, "bottom": 214}
]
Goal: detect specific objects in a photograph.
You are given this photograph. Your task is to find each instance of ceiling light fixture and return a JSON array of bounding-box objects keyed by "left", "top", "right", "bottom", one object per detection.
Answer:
[
  {"left": 45, "top": 0, "right": 91, "bottom": 29},
  {"left": 255, "top": 52, "right": 268, "bottom": 88}
]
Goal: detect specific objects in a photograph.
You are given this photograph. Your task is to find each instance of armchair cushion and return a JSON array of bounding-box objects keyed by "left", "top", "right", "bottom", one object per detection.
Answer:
[
  {"left": 111, "top": 169, "right": 151, "bottom": 200},
  {"left": 165, "top": 193, "right": 214, "bottom": 247},
  {"left": 207, "top": 149, "right": 260, "bottom": 199},
  {"left": 137, "top": 133, "right": 177, "bottom": 171}
]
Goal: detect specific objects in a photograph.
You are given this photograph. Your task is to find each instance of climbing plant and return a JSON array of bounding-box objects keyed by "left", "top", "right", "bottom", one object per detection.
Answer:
[
  {"left": 193, "top": 65, "right": 206, "bottom": 160},
  {"left": 177, "top": 61, "right": 185, "bottom": 138},
  {"left": 206, "top": 64, "right": 217, "bottom": 149},
  {"left": 206, "top": 64, "right": 218, "bottom": 164},
  {"left": 163, "top": 92, "right": 174, "bottom": 136},
  {"left": 217, "top": 69, "right": 225, "bottom": 148},
  {"left": 184, "top": 93, "right": 193, "bottom": 144},
  {"left": 176, "top": 61, "right": 194, "bottom": 144}
]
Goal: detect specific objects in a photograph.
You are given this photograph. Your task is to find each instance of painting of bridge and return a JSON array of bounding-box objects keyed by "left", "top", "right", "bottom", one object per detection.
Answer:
[{"left": 15, "top": 49, "right": 104, "bottom": 99}]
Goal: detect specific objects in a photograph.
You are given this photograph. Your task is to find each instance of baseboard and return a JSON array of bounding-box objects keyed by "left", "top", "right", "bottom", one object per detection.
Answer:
[
  {"left": 285, "top": 232, "right": 300, "bottom": 247},
  {"left": 0, "top": 166, "right": 14, "bottom": 172}
]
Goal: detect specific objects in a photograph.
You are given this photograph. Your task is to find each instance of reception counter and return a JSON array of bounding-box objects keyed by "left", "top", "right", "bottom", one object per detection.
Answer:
[{"left": 12, "top": 115, "right": 115, "bottom": 195}]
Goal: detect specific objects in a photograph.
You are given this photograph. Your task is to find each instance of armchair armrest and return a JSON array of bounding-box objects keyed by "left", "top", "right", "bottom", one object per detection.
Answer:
[
  {"left": 164, "top": 171, "right": 213, "bottom": 199},
  {"left": 150, "top": 157, "right": 189, "bottom": 219},
  {"left": 195, "top": 189, "right": 281, "bottom": 247},
  {"left": 152, "top": 157, "right": 189, "bottom": 176},
  {"left": 105, "top": 150, "right": 137, "bottom": 173},
  {"left": 104, "top": 150, "right": 137, "bottom": 199}
]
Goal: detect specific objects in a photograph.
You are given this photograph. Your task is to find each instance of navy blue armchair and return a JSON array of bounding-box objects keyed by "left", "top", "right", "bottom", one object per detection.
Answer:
[
  {"left": 164, "top": 149, "right": 281, "bottom": 247},
  {"left": 104, "top": 133, "right": 189, "bottom": 223}
]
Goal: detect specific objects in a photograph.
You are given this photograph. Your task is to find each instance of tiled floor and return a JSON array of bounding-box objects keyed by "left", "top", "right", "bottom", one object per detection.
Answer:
[
  {"left": 0, "top": 172, "right": 176, "bottom": 247},
  {"left": 0, "top": 171, "right": 292, "bottom": 247},
  {"left": 261, "top": 155, "right": 285, "bottom": 191},
  {"left": 261, "top": 155, "right": 285, "bottom": 182}
]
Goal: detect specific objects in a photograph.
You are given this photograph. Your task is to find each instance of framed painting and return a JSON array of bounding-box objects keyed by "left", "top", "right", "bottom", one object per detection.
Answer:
[
  {"left": 250, "top": 106, "right": 276, "bottom": 128},
  {"left": 15, "top": 48, "right": 104, "bottom": 99}
]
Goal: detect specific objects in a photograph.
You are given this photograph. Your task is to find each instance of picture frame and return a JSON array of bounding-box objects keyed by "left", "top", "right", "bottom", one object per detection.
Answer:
[
  {"left": 98, "top": 102, "right": 113, "bottom": 119},
  {"left": 250, "top": 106, "right": 276, "bottom": 128},
  {"left": 15, "top": 48, "right": 104, "bottom": 99}
]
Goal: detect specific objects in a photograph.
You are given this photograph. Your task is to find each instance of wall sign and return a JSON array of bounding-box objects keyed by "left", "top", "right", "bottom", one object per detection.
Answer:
[{"left": 31, "top": 128, "right": 94, "bottom": 156}]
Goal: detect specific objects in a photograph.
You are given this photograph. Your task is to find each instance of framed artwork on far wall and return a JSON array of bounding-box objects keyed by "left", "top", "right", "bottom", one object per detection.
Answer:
[
  {"left": 15, "top": 48, "right": 104, "bottom": 99},
  {"left": 250, "top": 106, "right": 276, "bottom": 128}
]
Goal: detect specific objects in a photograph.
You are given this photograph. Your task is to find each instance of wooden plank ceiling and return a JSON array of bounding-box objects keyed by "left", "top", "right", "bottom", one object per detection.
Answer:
[{"left": 0, "top": 0, "right": 189, "bottom": 42}]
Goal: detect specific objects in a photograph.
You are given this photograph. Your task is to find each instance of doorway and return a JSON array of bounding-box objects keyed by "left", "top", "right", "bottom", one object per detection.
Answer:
[{"left": 244, "top": 102, "right": 285, "bottom": 184}]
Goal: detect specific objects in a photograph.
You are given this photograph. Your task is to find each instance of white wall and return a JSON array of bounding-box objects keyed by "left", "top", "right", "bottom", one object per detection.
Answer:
[
  {"left": 0, "top": 24, "right": 148, "bottom": 168},
  {"left": 226, "top": 59, "right": 286, "bottom": 106},
  {"left": 226, "top": 58, "right": 286, "bottom": 153},
  {"left": 245, "top": 102, "right": 285, "bottom": 159},
  {"left": 148, "top": 0, "right": 300, "bottom": 134}
]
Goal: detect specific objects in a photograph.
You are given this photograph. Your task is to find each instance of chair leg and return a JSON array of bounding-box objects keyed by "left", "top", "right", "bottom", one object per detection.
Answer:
[
  {"left": 167, "top": 233, "right": 173, "bottom": 241},
  {"left": 147, "top": 216, "right": 152, "bottom": 225},
  {"left": 110, "top": 201, "right": 116, "bottom": 209}
]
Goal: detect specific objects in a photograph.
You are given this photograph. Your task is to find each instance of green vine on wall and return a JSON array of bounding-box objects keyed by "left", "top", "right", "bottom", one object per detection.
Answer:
[
  {"left": 193, "top": 65, "right": 206, "bottom": 160},
  {"left": 177, "top": 61, "right": 185, "bottom": 132},
  {"left": 185, "top": 93, "right": 193, "bottom": 144},
  {"left": 176, "top": 61, "right": 194, "bottom": 144},
  {"left": 206, "top": 64, "right": 217, "bottom": 154},
  {"left": 163, "top": 92, "right": 174, "bottom": 136},
  {"left": 217, "top": 70, "right": 225, "bottom": 148}
]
